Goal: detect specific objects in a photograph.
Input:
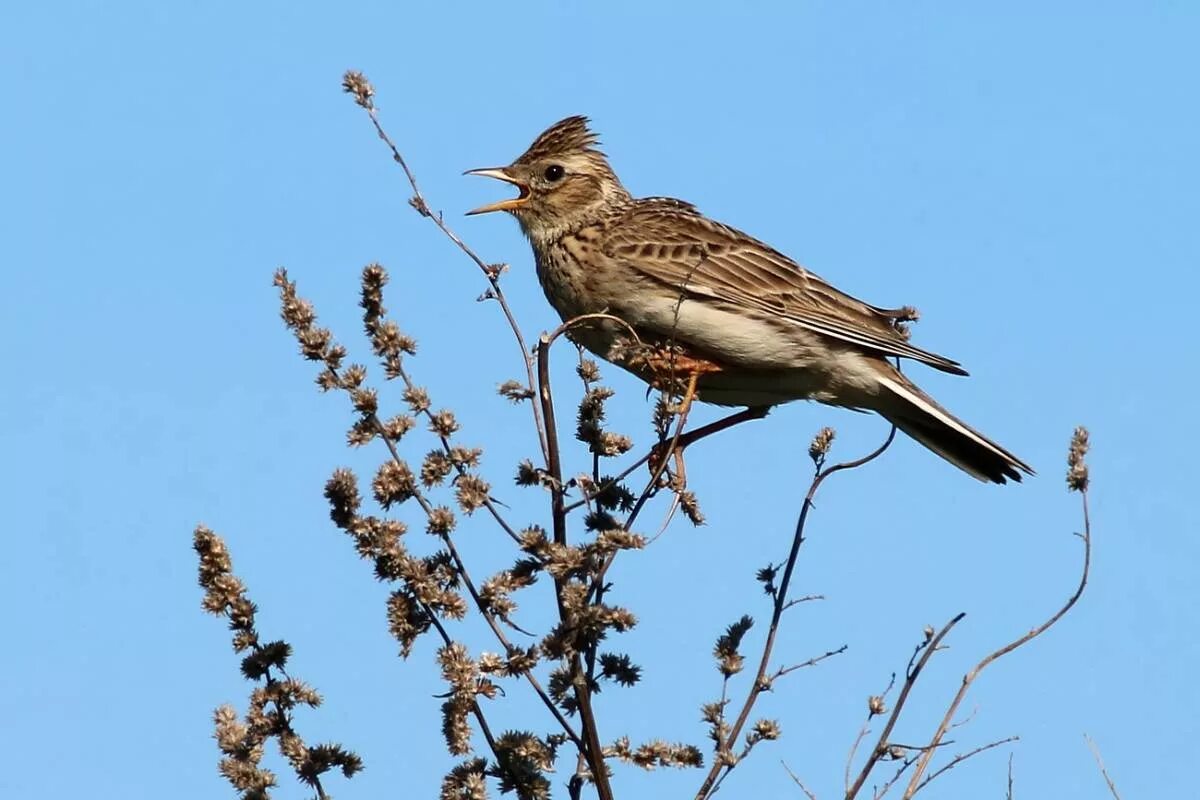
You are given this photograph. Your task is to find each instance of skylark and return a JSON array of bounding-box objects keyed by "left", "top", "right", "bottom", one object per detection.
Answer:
[{"left": 467, "top": 117, "right": 1032, "bottom": 483}]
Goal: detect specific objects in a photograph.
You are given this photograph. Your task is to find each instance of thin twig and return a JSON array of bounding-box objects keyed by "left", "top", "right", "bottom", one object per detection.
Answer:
[
  {"left": 696, "top": 428, "right": 897, "bottom": 800},
  {"left": 871, "top": 751, "right": 919, "bottom": 800},
  {"left": 353, "top": 90, "right": 548, "bottom": 463},
  {"left": 912, "top": 736, "right": 1018, "bottom": 794},
  {"left": 845, "top": 674, "right": 896, "bottom": 795},
  {"left": 783, "top": 761, "right": 819, "bottom": 800},
  {"left": 845, "top": 614, "right": 966, "bottom": 800},
  {"left": 1085, "top": 734, "right": 1123, "bottom": 800},
  {"left": 900, "top": 488, "right": 1092, "bottom": 798},
  {"left": 535, "top": 335, "right": 615, "bottom": 800},
  {"left": 422, "top": 592, "right": 520, "bottom": 790},
  {"left": 773, "top": 645, "right": 849, "bottom": 679},
  {"left": 392, "top": 360, "right": 523, "bottom": 545}
]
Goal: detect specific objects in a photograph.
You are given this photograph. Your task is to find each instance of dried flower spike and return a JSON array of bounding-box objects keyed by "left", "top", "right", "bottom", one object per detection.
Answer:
[
  {"left": 342, "top": 70, "right": 375, "bottom": 109},
  {"left": 1066, "top": 425, "right": 1091, "bottom": 492},
  {"left": 808, "top": 426, "right": 836, "bottom": 466}
]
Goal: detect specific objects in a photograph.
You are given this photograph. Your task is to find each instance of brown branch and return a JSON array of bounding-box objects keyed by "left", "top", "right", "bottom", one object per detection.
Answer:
[
  {"left": 696, "top": 427, "right": 897, "bottom": 800},
  {"left": 535, "top": 335, "right": 615, "bottom": 800},
  {"left": 422, "top": 600, "right": 519, "bottom": 787},
  {"left": 1085, "top": 734, "right": 1123, "bottom": 800},
  {"left": 584, "top": 372, "right": 713, "bottom": 610},
  {"left": 845, "top": 673, "right": 895, "bottom": 795},
  {"left": 389, "top": 361, "right": 524, "bottom": 545},
  {"left": 783, "top": 761, "right": 819, "bottom": 800},
  {"left": 911, "top": 736, "right": 1018, "bottom": 795},
  {"left": 845, "top": 614, "right": 966, "bottom": 800},
  {"left": 772, "top": 644, "right": 848, "bottom": 679},
  {"left": 900, "top": 488, "right": 1092, "bottom": 798},
  {"left": 347, "top": 75, "right": 548, "bottom": 463}
]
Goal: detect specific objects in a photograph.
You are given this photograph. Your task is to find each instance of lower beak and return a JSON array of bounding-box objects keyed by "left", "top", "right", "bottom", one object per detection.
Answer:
[{"left": 464, "top": 167, "right": 530, "bottom": 215}]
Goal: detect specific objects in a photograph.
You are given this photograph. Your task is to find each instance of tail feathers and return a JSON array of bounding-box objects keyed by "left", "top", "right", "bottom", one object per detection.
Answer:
[{"left": 874, "top": 372, "right": 1034, "bottom": 484}]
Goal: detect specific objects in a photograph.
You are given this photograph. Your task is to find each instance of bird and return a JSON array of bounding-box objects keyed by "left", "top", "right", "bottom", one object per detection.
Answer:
[{"left": 466, "top": 116, "right": 1032, "bottom": 483}]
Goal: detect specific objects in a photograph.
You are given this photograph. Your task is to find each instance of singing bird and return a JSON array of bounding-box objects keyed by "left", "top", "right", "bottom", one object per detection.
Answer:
[{"left": 467, "top": 116, "right": 1032, "bottom": 483}]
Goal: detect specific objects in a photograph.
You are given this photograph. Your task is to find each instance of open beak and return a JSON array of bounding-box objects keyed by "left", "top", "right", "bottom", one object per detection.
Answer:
[{"left": 464, "top": 167, "right": 529, "bottom": 215}]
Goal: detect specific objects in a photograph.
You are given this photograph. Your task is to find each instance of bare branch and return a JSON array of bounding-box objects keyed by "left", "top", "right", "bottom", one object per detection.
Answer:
[
  {"left": 696, "top": 427, "right": 897, "bottom": 800},
  {"left": 845, "top": 614, "right": 966, "bottom": 799},
  {"left": 344, "top": 71, "right": 549, "bottom": 463},
  {"left": 911, "top": 736, "right": 1018, "bottom": 795},
  {"left": 783, "top": 761, "right": 819, "bottom": 800},
  {"left": 901, "top": 485, "right": 1092, "bottom": 798},
  {"left": 1085, "top": 734, "right": 1123, "bottom": 800}
]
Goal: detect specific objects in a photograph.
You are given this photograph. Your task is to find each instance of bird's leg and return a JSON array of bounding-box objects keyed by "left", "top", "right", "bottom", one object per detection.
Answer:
[
  {"left": 650, "top": 405, "right": 772, "bottom": 483},
  {"left": 672, "top": 405, "right": 771, "bottom": 451},
  {"left": 647, "top": 370, "right": 703, "bottom": 488}
]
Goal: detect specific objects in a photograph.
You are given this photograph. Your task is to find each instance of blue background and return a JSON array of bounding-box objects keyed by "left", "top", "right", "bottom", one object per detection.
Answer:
[{"left": 2, "top": 2, "right": 1196, "bottom": 797}]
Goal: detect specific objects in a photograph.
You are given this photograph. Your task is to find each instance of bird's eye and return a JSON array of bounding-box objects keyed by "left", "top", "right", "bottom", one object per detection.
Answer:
[{"left": 543, "top": 164, "right": 565, "bottom": 182}]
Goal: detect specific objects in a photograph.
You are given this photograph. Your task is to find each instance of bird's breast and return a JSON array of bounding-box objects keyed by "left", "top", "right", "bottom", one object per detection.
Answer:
[{"left": 533, "top": 230, "right": 610, "bottom": 321}]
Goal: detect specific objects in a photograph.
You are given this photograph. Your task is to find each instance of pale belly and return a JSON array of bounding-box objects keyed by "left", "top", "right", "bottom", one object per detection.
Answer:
[{"left": 532, "top": 238, "right": 884, "bottom": 411}]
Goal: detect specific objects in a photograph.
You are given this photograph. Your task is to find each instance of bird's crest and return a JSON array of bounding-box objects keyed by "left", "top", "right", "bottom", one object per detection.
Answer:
[{"left": 516, "top": 115, "right": 602, "bottom": 164}]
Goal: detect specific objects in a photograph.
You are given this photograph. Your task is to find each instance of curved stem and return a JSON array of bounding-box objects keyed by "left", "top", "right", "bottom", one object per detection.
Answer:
[{"left": 696, "top": 428, "right": 896, "bottom": 800}]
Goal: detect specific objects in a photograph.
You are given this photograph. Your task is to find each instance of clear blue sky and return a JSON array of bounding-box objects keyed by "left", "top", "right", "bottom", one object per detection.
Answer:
[{"left": 2, "top": 2, "right": 1196, "bottom": 797}]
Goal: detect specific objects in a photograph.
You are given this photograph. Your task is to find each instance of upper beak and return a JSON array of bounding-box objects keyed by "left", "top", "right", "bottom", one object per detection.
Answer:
[{"left": 464, "top": 167, "right": 529, "bottom": 215}]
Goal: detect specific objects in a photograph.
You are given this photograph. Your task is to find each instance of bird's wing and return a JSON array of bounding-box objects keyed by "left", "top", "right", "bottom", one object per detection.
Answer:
[{"left": 601, "top": 199, "right": 968, "bottom": 375}]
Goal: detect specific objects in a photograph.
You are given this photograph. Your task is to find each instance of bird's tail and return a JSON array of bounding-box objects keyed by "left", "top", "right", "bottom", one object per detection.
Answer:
[{"left": 872, "top": 368, "right": 1033, "bottom": 484}]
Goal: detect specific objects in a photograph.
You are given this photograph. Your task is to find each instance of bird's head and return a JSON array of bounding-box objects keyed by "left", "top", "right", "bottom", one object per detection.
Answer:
[{"left": 467, "top": 116, "right": 630, "bottom": 240}]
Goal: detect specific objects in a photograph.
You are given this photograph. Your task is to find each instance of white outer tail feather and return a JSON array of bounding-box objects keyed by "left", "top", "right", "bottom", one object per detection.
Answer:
[{"left": 874, "top": 373, "right": 1031, "bottom": 483}]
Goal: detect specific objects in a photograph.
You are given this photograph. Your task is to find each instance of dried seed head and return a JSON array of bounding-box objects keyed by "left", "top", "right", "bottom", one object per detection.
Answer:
[
  {"left": 808, "top": 426, "right": 836, "bottom": 465},
  {"left": 373, "top": 460, "right": 417, "bottom": 509},
  {"left": 421, "top": 450, "right": 454, "bottom": 487},
  {"left": 868, "top": 695, "right": 887, "bottom": 716},
  {"left": 448, "top": 446, "right": 481, "bottom": 469},
  {"left": 441, "top": 758, "right": 488, "bottom": 800},
  {"left": 678, "top": 489, "right": 705, "bottom": 526},
  {"left": 454, "top": 475, "right": 490, "bottom": 514},
  {"left": 429, "top": 409, "right": 460, "bottom": 437},
  {"left": 749, "top": 718, "right": 781, "bottom": 743},
  {"left": 342, "top": 70, "right": 375, "bottom": 109},
  {"left": 381, "top": 414, "right": 416, "bottom": 442},
  {"left": 1066, "top": 425, "right": 1091, "bottom": 492},
  {"left": 403, "top": 386, "right": 431, "bottom": 413},
  {"left": 360, "top": 263, "right": 387, "bottom": 323},
  {"left": 498, "top": 379, "right": 534, "bottom": 403},
  {"left": 350, "top": 387, "right": 378, "bottom": 415},
  {"left": 713, "top": 615, "right": 754, "bottom": 677},
  {"left": 426, "top": 506, "right": 457, "bottom": 535},
  {"left": 577, "top": 358, "right": 602, "bottom": 383},
  {"left": 598, "top": 653, "right": 642, "bottom": 686}
]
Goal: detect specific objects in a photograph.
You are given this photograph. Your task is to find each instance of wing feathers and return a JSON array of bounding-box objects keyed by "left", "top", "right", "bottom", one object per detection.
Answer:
[{"left": 603, "top": 200, "right": 967, "bottom": 375}]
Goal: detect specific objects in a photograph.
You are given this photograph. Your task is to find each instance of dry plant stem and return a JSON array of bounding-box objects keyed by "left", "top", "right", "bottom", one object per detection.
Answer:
[
  {"left": 565, "top": 407, "right": 768, "bottom": 516},
  {"left": 392, "top": 361, "right": 523, "bottom": 545},
  {"left": 910, "top": 736, "right": 1018, "bottom": 795},
  {"left": 359, "top": 101, "right": 548, "bottom": 462},
  {"left": 695, "top": 428, "right": 896, "bottom": 800},
  {"left": 563, "top": 450, "right": 653, "bottom": 515},
  {"left": 422, "top": 598, "right": 511, "bottom": 774},
  {"left": 262, "top": 665, "right": 331, "bottom": 800},
  {"left": 899, "top": 489, "right": 1092, "bottom": 799},
  {"left": 1085, "top": 734, "right": 1123, "bottom": 800},
  {"left": 783, "top": 761, "right": 819, "bottom": 800},
  {"left": 367, "top": 413, "right": 584, "bottom": 751},
  {"left": 670, "top": 406, "right": 771, "bottom": 453},
  {"left": 535, "top": 335, "right": 615, "bottom": 800},
  {"left": 844, "top": 614, "right": 966, "bottom": 800},
  {"left": 584, "top": 375, "right": 704, "bottom": 606}
]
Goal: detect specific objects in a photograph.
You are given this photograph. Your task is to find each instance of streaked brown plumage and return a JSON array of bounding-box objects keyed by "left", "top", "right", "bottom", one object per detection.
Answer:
[{"left": 467, "top": 116, "right": 1032, "bottom": 483}]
